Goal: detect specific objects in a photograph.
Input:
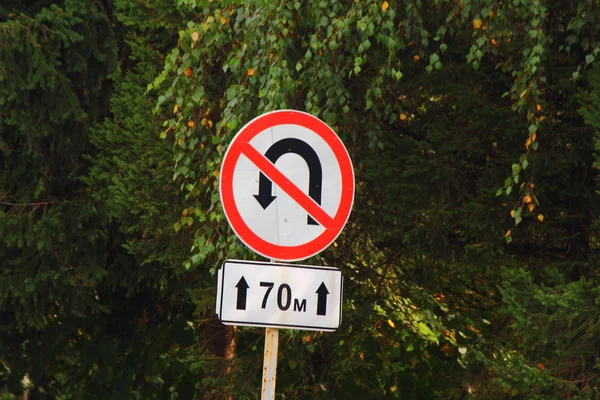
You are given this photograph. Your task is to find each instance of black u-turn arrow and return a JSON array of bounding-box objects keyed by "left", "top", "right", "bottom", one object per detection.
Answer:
[{"left": 254, "top": 138, "right": 323, "bottom": 225}]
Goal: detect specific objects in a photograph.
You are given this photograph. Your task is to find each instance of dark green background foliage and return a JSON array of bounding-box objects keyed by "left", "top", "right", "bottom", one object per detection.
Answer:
[{"left": 1, "top": 0, "right": 599, "bottom": 399}]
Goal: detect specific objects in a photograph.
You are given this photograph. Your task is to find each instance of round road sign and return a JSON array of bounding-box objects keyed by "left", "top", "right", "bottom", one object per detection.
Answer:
[{"left": 219, "top": 110, "right": 354, "bottom": 261}]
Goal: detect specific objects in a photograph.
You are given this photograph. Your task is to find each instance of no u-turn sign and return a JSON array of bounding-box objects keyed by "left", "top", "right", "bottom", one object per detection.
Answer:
[{"left": 219, "top": 110, "right": 355, "bottom": 261}]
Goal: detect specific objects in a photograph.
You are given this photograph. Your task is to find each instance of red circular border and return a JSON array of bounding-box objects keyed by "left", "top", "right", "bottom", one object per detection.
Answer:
[{"left": 219, "top": 110, "right": 355, "bottom": 261}]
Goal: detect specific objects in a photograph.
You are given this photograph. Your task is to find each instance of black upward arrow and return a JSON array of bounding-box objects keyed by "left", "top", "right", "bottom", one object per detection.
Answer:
[
  {"left": 235, "top": 276, "right": 249, "bottom": 310},
  {"left": 316, "top": 282, "right": 329, "bottom": 316},
  {"left": 254, "top": 138, "right": 323, "bottom": 225}
]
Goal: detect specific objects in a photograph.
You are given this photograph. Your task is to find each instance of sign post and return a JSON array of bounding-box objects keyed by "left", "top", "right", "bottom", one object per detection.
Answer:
[
  {"left": 262, "top": 253, "right": 279, "bottom": 400},
  {"left": 261, "top": 327, "right": 278, "bottom": 399},
  {"left": 217, "top": 259, "right": 343, "bottom": 399},
  {"left": 262, "top": 326, "right": 279, "bottom": 399},
  {"left": 218, "top": 110, "right": 354, "bottom": 398}
]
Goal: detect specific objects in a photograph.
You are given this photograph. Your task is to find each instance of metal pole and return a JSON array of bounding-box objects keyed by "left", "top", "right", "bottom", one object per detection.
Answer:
[
  {"left": 261, "top": 259, "right": 279, "bottom": 399},
  {"left": 261, "top": 327, "right": 279, "bottom": 399}
]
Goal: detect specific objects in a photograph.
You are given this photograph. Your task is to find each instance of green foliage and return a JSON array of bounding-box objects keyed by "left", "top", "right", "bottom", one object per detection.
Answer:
[
  {"left": 0, "top": 0, "right": 117, "bottom": 328},
  {"left": 579, "top": 66, "right": 600, "bottom": 196},
  {"left": 1, "top": 1, "right": 116, "bottom": 397},
  {"left": 151, "top": 0, "right": 600, "bottom": 398},
  {"left": 1, "top": 2, "right": 219, "bottom": 398},
  {"left": 1, "top": 0, "right": 600, "bottom": 398}
]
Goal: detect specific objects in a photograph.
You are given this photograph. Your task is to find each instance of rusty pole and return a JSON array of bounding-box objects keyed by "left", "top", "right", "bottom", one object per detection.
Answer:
[
  {"left": 261, "top": 259, "right": 280, "bottom": 399},
  {"left": 261, "top": 327, "right": 279, "bottom": 399}
]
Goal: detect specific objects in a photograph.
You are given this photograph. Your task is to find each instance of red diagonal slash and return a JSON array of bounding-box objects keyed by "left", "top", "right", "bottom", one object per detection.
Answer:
[{"left": 240, "top": 143, "right": 335, "bottom": 229}]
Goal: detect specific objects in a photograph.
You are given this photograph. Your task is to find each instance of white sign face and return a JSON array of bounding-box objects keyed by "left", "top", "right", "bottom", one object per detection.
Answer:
[
  {"left": 216, "top": 260, "right": 343, "bottom": 331},
  {"left": 220, "top": 110, "right": 355, "bottom": 261},
  {"left": 233, "top": 124, "right": 341, "bottom": 247}
]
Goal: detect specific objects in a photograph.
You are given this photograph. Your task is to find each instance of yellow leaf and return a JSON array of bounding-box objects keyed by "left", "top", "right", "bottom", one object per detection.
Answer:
[
  {"left": 491, "top": 38, "right": 498, "bottom": 46},
  {"left": 191, "top": 32, "right": 199, "bottom": 42},
  {"left": 505, "top": 229, "right": 511, "bottom": 237},
  {"left": 182, "top": 208, "right": 189, "bottom": 216},
  {"left": 530, "top": 183, "right": 535, "bottom": 189},
  {"left": 177, "top": 138, "right": 184, "bottom": 145},
  {"left": 220, "top": 17, "right": 228, "bottom": 25},
  {"left": 208, "top": 120, "right": 213, "bottom": 128},
  {"left": 247, "top": 68, "right": 255, "bottom": 76},
  {"left": 413, "top": 55, "right": 420, "bottom": 61},
  {"left": 473, "top": 19, "right": 482, "bottom": 29},
  {"left": 537, "top": 214, "right": 544, "bottom": 222},
  {"left": 536, "top": 103, "right": 542, "bottom": 111},
  {"left": 188, "top": 120, "right": 195, "bottom": 128},
  {"left": 173, "top": 104, "right": 179, "bottom": 114},
  {"left": 387, "top": 319, "right": 395, "bottom": 328},
  {"left": 528, "top": 203, "right": 535, "bottom": 212},
  {"left": 442, "top": 329, "right": 457, "bottom": 341},
  {"left": 531, "top": 132, "right": 536, "bottom": 142},
  {"left": 269, "top": 52, "right": 274, "bottom": 59},
  {"left": 525, "top": 138, "right": 531, "bottom": 149},
  {"left": 184, "top": 67, "right": 192, "bottom": 77},
  {"left": 520, "top": 89, "right": 528, "bottom": 98},
  {"left": 510, "top": 210, "right": 515, "bottom": 218},
  {"left": 302, "top": 334, "right": 311, "bottom": 343},
  {"left": 399, "top": 113, "right": 408, "bottom": 120},
  {"left": 524, "top": 195, "right": 532, "bottom": 203},
  {"left": 488, "top": 10, "right": 494, "bottom": 17},
  {"left": 381, "top": 1, "right": 389, "bottom": 11}
]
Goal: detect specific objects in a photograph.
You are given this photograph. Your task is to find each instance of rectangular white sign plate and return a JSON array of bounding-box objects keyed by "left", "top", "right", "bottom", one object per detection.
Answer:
[{"left": 216, "top": 260, "right": 343, "bottom": 331}]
